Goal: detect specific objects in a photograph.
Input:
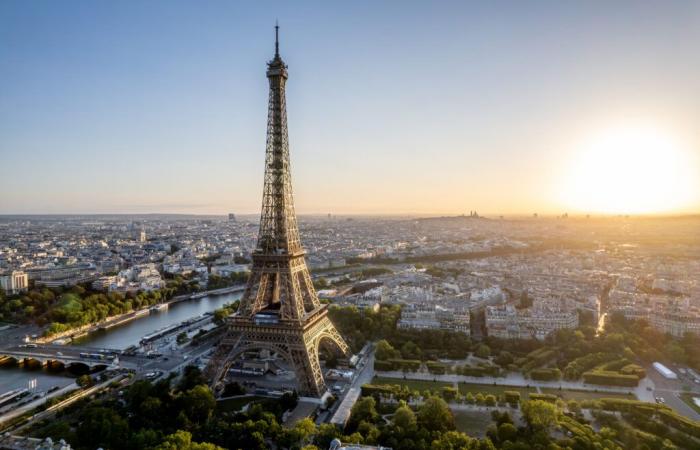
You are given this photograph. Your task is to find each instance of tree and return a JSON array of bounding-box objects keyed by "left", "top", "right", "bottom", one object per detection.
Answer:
[
  {"left": 179, "top": 385, "right": 216, "bottom": 425},
  {"left": 418, "top": 396, "right": 455, "bottom": 432},
  {"left": 177, "top": 331, "right": 189, "bottom": 345},
  {"left": 393, "top": 403, "right": 417, "bottom": 431},
  {"left": 495, "top": 350, "right": 514, "bottom": 366},
  {"left": 430, "top": 431, "right": 478, "bottom": 450},
  {"left": 278, "top": 418, "right": 317, "bottom": 449},
  {"left": 497, "top": 422, "right": 518, "bottom": 442},
  {"left": 475, "top": 344, "right": 491, "bottom": 359},
  {"left": 484, "top": 394, "right": 497, "bottom": 406},
  {"left": 178, "top": 365, "right": 207, "bottom": 392},
  {"left": 347, "top": 396, "right": 379, "bottom": 432},
  {"left": 76, "top": 407, "right": 130, "bottom": 450},
  {"left": 76, "top": 374, "right": 93, "bottom": 388},
  {"left": 567, "top": 399, "right": 581, "bottom": 414},
  {"left": 155, "top": 430, "right": 224, "bottom": 450},
  {"left": 521, "top": 400, "right": 559, "bottom": 432},
  {"left": 376, "top": 339, "right": 400, "bottom": 361},
  {"left": 314, "top": 423, "right": 342, "bottom": 449}
]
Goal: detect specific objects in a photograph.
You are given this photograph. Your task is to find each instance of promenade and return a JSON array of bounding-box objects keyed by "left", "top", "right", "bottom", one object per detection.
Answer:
[{"left": 374, "top": 369, "right": 655, "bottom": 402}]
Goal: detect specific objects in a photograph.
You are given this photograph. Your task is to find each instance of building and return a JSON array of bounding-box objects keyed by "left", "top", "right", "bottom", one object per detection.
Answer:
[
  {"left": 111, "top": 263, "right": 164, "bottom": 292},
  {"left": 398, "top": 301, "right": 470, "bottom": 334},
  {"left": 329, "top": 439, "right": 392, "bottom": 450},
  {"left": 0, "top": 270, "right": 28, "bottom": 295},
  {"left": 485, "top": 299, "right": 578, "bottom": 340}
]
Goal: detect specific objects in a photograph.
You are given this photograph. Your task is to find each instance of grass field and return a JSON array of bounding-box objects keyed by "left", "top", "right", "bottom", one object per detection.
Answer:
[
  {"left": 217, "top": 395, "right": 266, "bottom": 412},
  {"left": 679, "top": 392, "right": 700, "bottom": 414},
  {"left": 457, "top": 382, "right": 536, "bottom": 399},
  {"left": 453, "top": 410, "right": 493, "bottom": 437},
  {"left": 372, "top": 376, "right": 453, "bottom": 393},
  {"left": 540, "top": 387, "right": 636, "bottom": 401}
]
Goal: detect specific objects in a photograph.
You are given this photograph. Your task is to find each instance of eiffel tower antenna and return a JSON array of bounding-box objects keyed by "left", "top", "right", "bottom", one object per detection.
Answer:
[
  {"left": 275, "top": 21, "right": 280, "bottom": 57},
  {"left": 205, "top": 28, "right": 351, "bottom": 398}
]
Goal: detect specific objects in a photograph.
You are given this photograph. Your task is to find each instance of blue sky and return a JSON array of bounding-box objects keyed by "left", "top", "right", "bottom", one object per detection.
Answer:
[{"left": 1, "top": 1, "right": 699, "bottom": 215}]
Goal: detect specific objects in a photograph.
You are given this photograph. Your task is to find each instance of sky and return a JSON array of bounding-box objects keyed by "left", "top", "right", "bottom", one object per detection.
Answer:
[{"left": 1, "top": 1, "right": 699, "bottom": 216}]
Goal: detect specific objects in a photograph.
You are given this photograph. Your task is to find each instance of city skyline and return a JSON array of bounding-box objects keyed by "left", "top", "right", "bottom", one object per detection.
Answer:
[{"left": 2, "top": 1, "right": 700, "bottom": 216}]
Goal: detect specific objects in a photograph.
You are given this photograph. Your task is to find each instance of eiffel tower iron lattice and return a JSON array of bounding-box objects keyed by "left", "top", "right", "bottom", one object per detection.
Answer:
[{"left": 205, "top": 26, "right": 351, "bottom": 397}]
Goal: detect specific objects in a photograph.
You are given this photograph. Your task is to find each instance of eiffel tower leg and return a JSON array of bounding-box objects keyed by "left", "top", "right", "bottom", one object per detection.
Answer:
[
  {"left": 288, "top": 341, "right": 326, "bottom": 397},
  {"left": 204, "top": 329, "right": 243, "bottom": 393}
]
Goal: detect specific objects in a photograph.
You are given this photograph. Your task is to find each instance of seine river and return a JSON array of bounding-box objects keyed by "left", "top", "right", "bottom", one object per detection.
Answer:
[{"left": 0, "top": 292, "right": 241, "bottom": 394}]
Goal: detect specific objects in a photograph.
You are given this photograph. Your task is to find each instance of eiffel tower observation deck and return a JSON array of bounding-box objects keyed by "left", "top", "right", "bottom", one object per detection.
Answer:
[{"left": 205, "top": 26, "right": 351, "bottom": 397}]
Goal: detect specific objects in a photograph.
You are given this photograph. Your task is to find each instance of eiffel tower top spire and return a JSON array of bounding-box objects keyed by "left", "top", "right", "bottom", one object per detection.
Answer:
[{"left": 275, "top": 21, "right": 279, "bottom": 58}]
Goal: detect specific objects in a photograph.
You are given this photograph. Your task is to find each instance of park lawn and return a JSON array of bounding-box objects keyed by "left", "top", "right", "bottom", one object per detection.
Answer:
[
  {"left": 457, "top": 382, "right": 536, "bottom": 399},
  {"left": 540, "top": 387, "right": 636, "bottom": 401},
  {"left": 453, "top": 410, "right": 494, "bottom": 437},
  {"left": 217, "top": 395, "right": 266, "bottom": 412},
  {"left": 679, "top": 392, "right": 700, "bottom": 414},
  {"left": 372, "top": 376, "right": 453, "bottom": 393}
]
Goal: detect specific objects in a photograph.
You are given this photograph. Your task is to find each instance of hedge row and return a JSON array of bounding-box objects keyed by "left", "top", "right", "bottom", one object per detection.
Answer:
[
  {"left": 503, "top": 391, "right": 521, "bottom": 405},
  {"left": 619, "top": 364, "right": 646, "bottom": 379},
  {"left": 457, "top": 365, "right": 500, "bottom": 377},
  {"left": 582, "top": 370, "right": 639, "bottom": 387},
  {"left": 528, "top": 393, "right": 558, "bottom": 403},
  {"left": 529, "top": 367, "right": 562, "bottom": 381},
  {"left": 361, "top": 384, "right": 396, "bottom": 397},
  {"left": 426, "top": 361, "right": 447, "bottom": 375},
  {"left": 520, "top": 349, "right": 556, "bottom": 372},
  {"left": 374, "top": 358, "right": 422, "bottom": 372},
  {"left": 658, "top": 408, "right": 700, "bottom": 439},
  {"left": 594, "top": 398, "right": 700, "bottom": 439}
]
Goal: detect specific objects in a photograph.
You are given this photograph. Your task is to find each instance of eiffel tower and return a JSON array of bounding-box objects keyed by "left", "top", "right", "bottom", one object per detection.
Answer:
[{"left": 205, "top": 25, "right": 351, "bottom": 397}]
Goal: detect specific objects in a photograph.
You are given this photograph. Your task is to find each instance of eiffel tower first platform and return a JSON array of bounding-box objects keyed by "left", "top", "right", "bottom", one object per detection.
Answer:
[{"left": 205, "top": 26, "right": 351, "bottom": 397}]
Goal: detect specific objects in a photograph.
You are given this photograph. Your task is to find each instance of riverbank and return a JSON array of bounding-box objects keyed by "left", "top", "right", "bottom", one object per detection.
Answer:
[{"left": 34, "top": 284, "right": 245, "bottom": 345}]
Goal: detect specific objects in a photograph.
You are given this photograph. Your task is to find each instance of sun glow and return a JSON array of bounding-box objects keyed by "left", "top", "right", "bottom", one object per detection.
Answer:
[{"left": 561, "top": 124, "right": 697, "bottom": 215}]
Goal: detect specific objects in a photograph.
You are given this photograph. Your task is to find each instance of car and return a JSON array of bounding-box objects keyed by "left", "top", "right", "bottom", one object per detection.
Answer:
[
  {"left": 659, "top": 397, "right": 665, "bottom": 403},
  {"left": 56, "top": 352, "right": 63, "bottom": 356}
]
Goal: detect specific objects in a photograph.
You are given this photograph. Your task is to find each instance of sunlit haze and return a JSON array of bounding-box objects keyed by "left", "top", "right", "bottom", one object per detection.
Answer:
[{"left": 1, "top": 1, "right": 699, "bottom": 216}]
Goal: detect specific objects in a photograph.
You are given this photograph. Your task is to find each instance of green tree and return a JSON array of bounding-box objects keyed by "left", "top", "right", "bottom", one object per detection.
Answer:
[
  {"left": 430, "top": 431, "right": 478, "bottom": 450},
  {"left": 475, "top": 344, "right": 491, "bottom": 359},
  {"left": 76, "top": 407, "right": 130, "bottom": 450},
  {"left": 418, "top": 396, "right": 455, "bottom": 432},
  {"left": 155, "top": 430, "right": 224, "bottom": 450},
  {"left": 347, "top": 396, "right": 379, "bottom": 432},
  {"left": 76, "top": 374, "right": 93, "bottom": 388},
  {"left": 179, "top": 385, "right": 216, "bottom": 425},
  {"left": 376, "top": 339, "right": 400, "bottom": 361},
  {"left": 393, "top": 402, "right": 417, "bottom": 431},
  {"left": 521, "top": 400, "right": 559, "bottom": 432},
  {"left": 497, "top": 422, "right": 518, "bottom": 442},
  {"left": 484, "top": 394, "right": 497, "bottom": 406}
]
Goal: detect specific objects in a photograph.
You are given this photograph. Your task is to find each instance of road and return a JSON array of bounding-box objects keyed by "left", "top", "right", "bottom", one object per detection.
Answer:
[
  {"left": 646, "top": 367, "right": 700, "bottom": 421},
  {"left": 0, "top": 382, "right": 78, "bottom": 430},
  {"left": 0, "top": 374, "right": 127, "bottom": 433},
  {"left": 329, "top": 348, "right": 375, "bottom": 427}
]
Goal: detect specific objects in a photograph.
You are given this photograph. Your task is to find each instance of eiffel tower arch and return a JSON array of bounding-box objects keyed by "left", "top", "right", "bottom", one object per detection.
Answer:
[{"left": 205, "top": 26, "right": 351, "bottom": 398}]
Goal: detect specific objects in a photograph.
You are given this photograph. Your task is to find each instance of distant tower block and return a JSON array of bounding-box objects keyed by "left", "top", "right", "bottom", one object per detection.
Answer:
[
  {"left": 139, "top": 230, "right": 146, "bottom": 242},
  {"left": 205, "top": 25, "right": 351, "bottom": 397},
  {"left": 228, "top": 213, "right": 237, "bottom": 222}
]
